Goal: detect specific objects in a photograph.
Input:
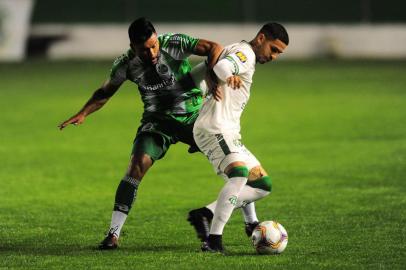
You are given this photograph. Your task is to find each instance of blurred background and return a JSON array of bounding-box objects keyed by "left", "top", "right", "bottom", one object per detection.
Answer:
[
  {"left": 1, "top": 1, "right": 405, "bottom": 268},
  {"left": 1, "top": 0, "right": 406, "bottom": 61}
]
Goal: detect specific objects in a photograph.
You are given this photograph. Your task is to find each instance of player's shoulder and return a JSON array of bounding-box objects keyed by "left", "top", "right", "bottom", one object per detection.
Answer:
[
  {"left": 159, "top": 33, "right": 181, "bottom": 47},
  {"left": 112, "top": 49, "right": 134, "bottom": 67},
  {"left": 110, "top": 49, "right": 135, "bottom": 77},
  {"left": 159, "top": 33, "right": 197, "bottom": 49},
  {"left": 158, "top": 33, "right": 172, "bottom": 44},
  {"left": 225, "top": 41, "right": 255, "bottom": 64}
]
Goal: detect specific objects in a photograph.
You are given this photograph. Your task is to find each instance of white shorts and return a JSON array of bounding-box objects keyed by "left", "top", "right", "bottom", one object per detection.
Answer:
[{"left": 194, "top": 131, "right": 260, "bottom": 175}]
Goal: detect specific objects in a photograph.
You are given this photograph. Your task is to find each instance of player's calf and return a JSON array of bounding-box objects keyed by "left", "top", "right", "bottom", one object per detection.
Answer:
[{"left": 99, "top": 174, "right": 141, "bottom": 250}]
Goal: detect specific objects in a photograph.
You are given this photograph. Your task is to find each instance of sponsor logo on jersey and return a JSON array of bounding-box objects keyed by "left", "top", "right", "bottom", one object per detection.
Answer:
[
  {"left": 140, "top": 76, "right": 176, "bottom": 91},
  {"left": 235, "top": 51, "right": 247, "bottom": 63}
]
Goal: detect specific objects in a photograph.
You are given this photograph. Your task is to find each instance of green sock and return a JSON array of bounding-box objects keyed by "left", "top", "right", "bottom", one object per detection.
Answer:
[{"left": 113, "top": 175, "right": 140, "bottom": 214}]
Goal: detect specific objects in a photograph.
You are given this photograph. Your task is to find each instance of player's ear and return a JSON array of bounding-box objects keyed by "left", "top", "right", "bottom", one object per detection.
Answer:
[{"left": 257, "top": 32, "right": 266, "bottom": 44}]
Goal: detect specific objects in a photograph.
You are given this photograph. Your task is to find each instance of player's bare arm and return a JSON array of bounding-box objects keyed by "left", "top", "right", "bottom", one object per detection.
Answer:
[
  {"left": 193, "top": 39, "right": 223, "bottom": 69},
  {"left": 193, "top": 39, "right": 224, "bottom": 101},
  {"left": 58, "top": 80, "right": 121, "bottom": 130}
]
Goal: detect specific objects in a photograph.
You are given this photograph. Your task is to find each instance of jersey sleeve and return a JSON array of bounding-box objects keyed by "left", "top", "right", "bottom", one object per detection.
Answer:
[
  {"left": 190, "top": 61, "right": 208, "bottom": 96},
  {"left": 159, "top": 33, "right": 199, "bottom": 60},
  {"left": 109, "top": 53, "right": 129, "bottom": 85},
  {"left": 224, "top": 48, "right": 254, "bottom": 76}
]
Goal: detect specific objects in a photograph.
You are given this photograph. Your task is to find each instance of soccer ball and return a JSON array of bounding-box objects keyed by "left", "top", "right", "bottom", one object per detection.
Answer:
[{"left": 251, "top": 221, "right": 288, "bottom": 254}]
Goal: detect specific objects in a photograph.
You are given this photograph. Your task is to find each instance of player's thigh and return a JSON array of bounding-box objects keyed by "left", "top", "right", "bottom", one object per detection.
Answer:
[
  {"left": 176, "top": 113, "right": 199, "bottom": 147},
  {"left": 194, "top": 132, "right": 247, "bottom": 174},
  {"left": 194, "top": 132, "right": 228, "bottom": 174},
  {"left": 128, "top": 132, "right": 171, "bottom": 179},
  {"left": 132, "top": 132, "right": 170, "bottom": 162},
  {"left": 219, "top": 142, "right": 263, "bottom": 176}
]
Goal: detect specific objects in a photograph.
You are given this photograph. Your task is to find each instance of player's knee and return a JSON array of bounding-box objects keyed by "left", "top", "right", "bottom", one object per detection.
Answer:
[
  {"left": 247, "top": 175, "right": 272, "bottom": 192},
  {"left": 248, "top": 166, "right": 267, "bottom": 180},
  {"left": 127, "top": 154, "right": 153, "bottom": 180},
  {"left": 226, "top": 165, "right": 249, "bottom": 178}
]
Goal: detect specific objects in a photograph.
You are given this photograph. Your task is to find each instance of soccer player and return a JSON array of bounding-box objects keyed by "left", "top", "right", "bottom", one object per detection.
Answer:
[
  {"left": 188, "top": 22, "right": 289, "bottom": 253},
  {"left": 58, "top": 17, "right": 224, "bottom": 250}
]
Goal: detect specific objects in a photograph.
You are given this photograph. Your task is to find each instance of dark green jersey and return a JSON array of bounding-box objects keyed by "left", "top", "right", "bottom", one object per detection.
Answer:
[{"left": 109, "top": 33, "right": 203, "bottom": 122}]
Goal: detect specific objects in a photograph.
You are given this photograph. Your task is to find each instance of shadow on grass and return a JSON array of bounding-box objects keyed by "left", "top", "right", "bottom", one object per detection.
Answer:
[
  {"left": 0, "top": 242, "right": 192, "bottom": 256},
  {"left": 223, "top": 251, "right": 258, "bottom": 257},
  {"left": 0, "top": 243, "right": 101, "bottom": 255}
]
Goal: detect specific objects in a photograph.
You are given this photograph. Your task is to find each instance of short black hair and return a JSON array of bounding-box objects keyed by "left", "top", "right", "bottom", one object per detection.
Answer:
[
  {"left": 259, "top": 22, "right": 289, "bottom": 45},
  {"left": 128, "top": 17, "right": 156, "bottom": 44}
]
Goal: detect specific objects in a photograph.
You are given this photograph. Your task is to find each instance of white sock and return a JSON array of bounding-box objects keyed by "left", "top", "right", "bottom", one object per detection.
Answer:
[
  {"left": 238, "top": 185, "right": 270, "bottom": 208},
  {"left": 109, "top": 211, "right": 128, "bottom": 238},
  {"left": 209, "top": 176, "right": 247, "bottom": 235},
  {"left": 206, "top": 201, "right": 217, "bottom": 213},
  {"left": 206, "top": 185, "right": 269, "bottom": 222},
  {"left": 241, "top": 202, "right": 259, "bottom": 223}
]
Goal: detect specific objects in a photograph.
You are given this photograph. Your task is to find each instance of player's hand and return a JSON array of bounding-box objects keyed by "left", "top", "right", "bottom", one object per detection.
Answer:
[
  {"left": 58, "top": 113, "right": 86, "bottom": 130},
  {"left": 226, "top": 75, "right": 242, "bottom": 90}
]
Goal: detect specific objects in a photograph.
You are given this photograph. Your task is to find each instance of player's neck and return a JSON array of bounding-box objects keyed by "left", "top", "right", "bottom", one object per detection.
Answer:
[{"left": 249, "top": 40, "right": 259, "bottom": 55}]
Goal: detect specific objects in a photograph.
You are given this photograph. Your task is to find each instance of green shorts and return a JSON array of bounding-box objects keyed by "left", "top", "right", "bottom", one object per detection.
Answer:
[{"left": 132, "top": 112, "right": 199, "bottom": 161}]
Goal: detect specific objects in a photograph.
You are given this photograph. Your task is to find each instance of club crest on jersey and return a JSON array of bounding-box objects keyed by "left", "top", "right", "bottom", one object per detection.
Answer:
[
  {"left": 141, "top": 122, "right": 154, "bottom": 132},
  {"left": 156, "top": 63, "right": 171, "bottom": 80},
  {"left": 235, "top": 51, "right": 247, "bottom": 63}
]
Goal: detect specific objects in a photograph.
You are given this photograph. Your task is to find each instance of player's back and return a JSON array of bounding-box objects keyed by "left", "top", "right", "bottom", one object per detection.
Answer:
[{"left": 194, "top": 41, "right": 256, "bottom": 135}]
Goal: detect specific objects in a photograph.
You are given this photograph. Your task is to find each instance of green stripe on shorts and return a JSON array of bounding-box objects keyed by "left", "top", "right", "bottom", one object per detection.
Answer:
[{"left": 215, "top": 134, "right": 230, "bottom": 155}]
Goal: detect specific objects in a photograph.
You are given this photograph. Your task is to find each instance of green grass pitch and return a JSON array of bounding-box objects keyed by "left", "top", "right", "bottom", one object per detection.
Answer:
[{"left": 0, "top": 60, "right": 405, "bottom": 269}]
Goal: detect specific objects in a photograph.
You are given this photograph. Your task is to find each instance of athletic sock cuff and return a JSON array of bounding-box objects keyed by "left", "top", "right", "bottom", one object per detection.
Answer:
[
  {"left": 122, "top": 175, "right": 140, "bottom": 188},
  {"left": 227, "top": 166, "right": 249, "bottom": 178}
]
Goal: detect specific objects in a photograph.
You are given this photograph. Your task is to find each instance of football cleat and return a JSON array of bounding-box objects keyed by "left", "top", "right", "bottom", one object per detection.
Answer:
[
  {"left": 202, "top": 234, "right": 225, "bottom": 254},
  {"left": 187, "top": 144, "right": 201, "bottom": 154},
  {"left": 200, "top": 241, "right": 210, "bottom": 251},
  {"left": 187, "top": 207, "right": 213, "bottom": 242},
  {"left": 98, "top": 233, "right": 118, "bottom": 250},
  {"left": 244, "top": 221, "right": 260, "bottom": 237}
]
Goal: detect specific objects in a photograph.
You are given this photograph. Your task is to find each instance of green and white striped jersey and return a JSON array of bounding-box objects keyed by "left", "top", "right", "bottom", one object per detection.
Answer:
[{"left": 109, "top": 33, "right": 202, "bottom": 121}]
